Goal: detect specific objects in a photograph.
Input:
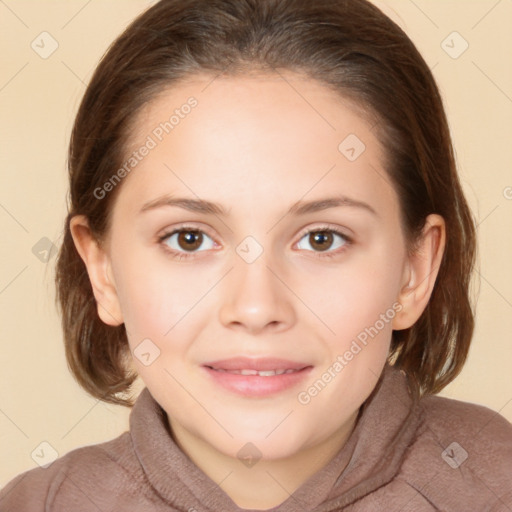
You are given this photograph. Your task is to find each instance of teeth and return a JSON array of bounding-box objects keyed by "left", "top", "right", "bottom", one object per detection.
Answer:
[
  {"left": 214, "top": 368, "right": 299, "bottom": 376},
  {"left": 258, "top": 370, "right": 278, "bottom": 377},
  {"left": 240, "top": 369, "right": 258, "bottom": 376}
]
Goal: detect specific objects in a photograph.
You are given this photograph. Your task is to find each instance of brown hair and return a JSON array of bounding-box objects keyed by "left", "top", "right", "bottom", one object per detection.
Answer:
[{"left": 55, "top": 0, "right": 476, "bottom": 406}]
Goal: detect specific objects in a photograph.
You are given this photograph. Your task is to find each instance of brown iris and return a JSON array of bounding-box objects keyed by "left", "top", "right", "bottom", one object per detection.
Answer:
[
  {"left": 308, "top": 231, "right": 333, "bottom": 251},
  {"left": 177, "top": 230, "right": 203, "bottom": 251}
]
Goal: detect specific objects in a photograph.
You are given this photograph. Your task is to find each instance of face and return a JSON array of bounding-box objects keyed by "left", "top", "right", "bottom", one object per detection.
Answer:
[{"left": 96, "top": 73, "right": 411, "bottom": 461}]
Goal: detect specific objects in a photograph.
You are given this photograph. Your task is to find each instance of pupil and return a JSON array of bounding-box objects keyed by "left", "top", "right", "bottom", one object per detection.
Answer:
[
  {"left": 311, "top": 231, "right": 332, "bottom": 251},
  {"left": 178, "top": 231, "right": 202, "bottom": 251}
]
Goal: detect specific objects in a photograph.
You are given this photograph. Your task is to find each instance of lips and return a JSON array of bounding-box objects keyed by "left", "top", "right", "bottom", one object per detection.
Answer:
[
  {"left": 203, "top": 357, "right": 311, "bottom": 374},
  {"left": 202, "top": 357, "right": 313, "bottom": 397},
  {"left": 213, "top": 368, "right": 299, "bottom": 376}
]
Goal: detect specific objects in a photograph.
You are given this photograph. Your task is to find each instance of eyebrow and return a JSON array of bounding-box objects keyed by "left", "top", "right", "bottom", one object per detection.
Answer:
[
  {"left": 139, "top": 194, "right": 378, "bottom": 217},
  {"left": 140, "top": 196, "right": 227, "bottom": 216},
  {"left": 288, "top": 196, "right": 377, "bottom": 217}
]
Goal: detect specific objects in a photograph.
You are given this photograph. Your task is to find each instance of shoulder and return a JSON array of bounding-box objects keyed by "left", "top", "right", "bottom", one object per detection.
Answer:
[
  {"left": 421, "top": 392, "right": 512, "bottom": 435},
  {"left": 0, "top": 432, "right": 144, "bottom": 511},
  {"left": 420, "top": 394, "right": 512, "bottom": 473},
  {"left": 397, "top": 393, "right": 512, "bottom": 510}
]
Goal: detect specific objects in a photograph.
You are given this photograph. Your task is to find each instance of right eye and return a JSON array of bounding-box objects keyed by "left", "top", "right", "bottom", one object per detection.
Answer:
[{"left": 159, "top": 227, "right": 217, "bottom": 259}]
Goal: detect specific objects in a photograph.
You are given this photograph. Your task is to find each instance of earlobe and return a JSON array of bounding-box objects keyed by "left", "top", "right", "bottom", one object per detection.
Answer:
[
  {"left": 69, "top": 215, "right": 124, "bottom": 326},
  {"left": 392, "top": 214, "right": 446, "bottom": 330}
]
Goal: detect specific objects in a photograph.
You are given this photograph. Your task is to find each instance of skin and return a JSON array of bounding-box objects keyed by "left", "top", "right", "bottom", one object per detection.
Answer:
[{"left": 71, "top": 72, "right": 445, "bottom": 510}]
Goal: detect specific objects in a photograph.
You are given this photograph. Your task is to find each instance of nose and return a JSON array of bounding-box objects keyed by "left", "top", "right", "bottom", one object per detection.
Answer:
[{"left": 218, "top": 253, "right": 296, "bottom": 335}]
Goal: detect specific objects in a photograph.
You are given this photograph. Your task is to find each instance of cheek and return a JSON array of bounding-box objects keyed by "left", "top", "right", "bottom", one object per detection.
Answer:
[
  {"left": 297, "top": 243, "right": 405, "bottom": 344},
  {"left": 294, "top": 248, "right": 402, "bottom": 423},
  {"left": 111, "top": 248, "right": 218, "bottom": 342}
]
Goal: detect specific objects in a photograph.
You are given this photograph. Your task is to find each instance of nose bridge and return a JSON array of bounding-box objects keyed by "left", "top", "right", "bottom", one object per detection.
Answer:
[{"left": 218, "top": 243, "right": 296, "bottom": 333}]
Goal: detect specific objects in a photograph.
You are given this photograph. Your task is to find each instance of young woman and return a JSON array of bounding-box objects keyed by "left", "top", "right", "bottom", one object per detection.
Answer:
[{"left": 1, "top": 0, "right": 511, "bottom": 510}]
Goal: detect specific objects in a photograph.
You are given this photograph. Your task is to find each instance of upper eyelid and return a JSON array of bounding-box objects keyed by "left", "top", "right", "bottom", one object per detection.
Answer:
[
  {"left": 295, "top": 224, "right": 353, "bottom": 247},
  {"left": 160, "top": 223, "right": 349, "bottom": 238},
  {"left": 160, "top": 224, "right": 216, "bottom": 239},
  {"left": 298, "top": 224, "right": 350, "bottom": 236}
]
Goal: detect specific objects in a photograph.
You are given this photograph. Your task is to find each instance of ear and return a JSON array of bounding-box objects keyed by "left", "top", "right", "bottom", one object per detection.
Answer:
[
  {"left": 392, "top": 214, "right": 446, "bottom": 330},
  {"left": 69, "top": 215, "right": 124, "bottom": 326}
]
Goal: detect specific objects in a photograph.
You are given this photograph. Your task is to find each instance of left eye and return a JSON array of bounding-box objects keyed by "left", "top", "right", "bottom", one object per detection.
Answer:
[
  {"left": 296, "top": 229, "right": 348, "bottom": 253},
  {"left": 162, "top": 229, "right": 216, "bottom": 253}
]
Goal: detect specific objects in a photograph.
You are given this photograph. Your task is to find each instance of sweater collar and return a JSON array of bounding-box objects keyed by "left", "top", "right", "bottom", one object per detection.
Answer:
[{"left": 130, "top": 362, "right": 421, "bottom": 511}]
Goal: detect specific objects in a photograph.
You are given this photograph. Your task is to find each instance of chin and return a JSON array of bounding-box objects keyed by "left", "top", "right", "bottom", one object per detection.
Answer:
[{"left": 217, "top": 426, "right": 316, "bottom": 462}]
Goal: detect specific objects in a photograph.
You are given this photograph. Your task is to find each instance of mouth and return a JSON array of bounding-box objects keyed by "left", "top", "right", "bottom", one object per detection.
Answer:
[
  {"left": 202, "top": 357, "right": 313, "bottom": 397},
  {"left": 207, "top": 368, "right": 303, "bottom": 376}
]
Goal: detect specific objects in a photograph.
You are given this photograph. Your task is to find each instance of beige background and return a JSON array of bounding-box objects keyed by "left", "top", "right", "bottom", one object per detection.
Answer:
[{"left": 1, "top": 0, "right": 511, "bottom": 486}]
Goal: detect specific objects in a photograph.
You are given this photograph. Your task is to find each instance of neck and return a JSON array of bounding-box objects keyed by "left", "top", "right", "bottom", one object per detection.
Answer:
[{"left": 168, "top": 411, "right": 359, "bottom": 510}]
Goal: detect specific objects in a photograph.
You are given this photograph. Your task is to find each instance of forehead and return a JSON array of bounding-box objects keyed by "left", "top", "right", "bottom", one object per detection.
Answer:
[
  {"left": 114, "top": 72, "right": 395, "bottom": 220},
  {"left": 129, "top": 71, "right": 376, "bottom": 149}
]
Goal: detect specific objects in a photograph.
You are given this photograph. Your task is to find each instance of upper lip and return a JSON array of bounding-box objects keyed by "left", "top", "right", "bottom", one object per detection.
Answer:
[{"left": 203, "top": 357, "right": 311, "bottom": 371}]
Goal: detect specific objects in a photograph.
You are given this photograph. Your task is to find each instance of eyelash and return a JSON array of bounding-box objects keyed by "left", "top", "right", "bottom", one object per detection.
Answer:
[{"left": 157, "top": 224, "right": 352, "bottom": 261}]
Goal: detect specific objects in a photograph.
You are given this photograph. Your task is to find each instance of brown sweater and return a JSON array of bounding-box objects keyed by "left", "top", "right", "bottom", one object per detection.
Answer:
[{"left": 1, "top": 363, "right": 511, "bottom": 511}]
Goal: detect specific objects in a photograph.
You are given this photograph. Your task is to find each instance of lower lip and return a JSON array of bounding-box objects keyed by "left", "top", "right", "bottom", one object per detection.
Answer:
[{"left": 202, "top": 366, "right": 313, "bottom": 397}]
